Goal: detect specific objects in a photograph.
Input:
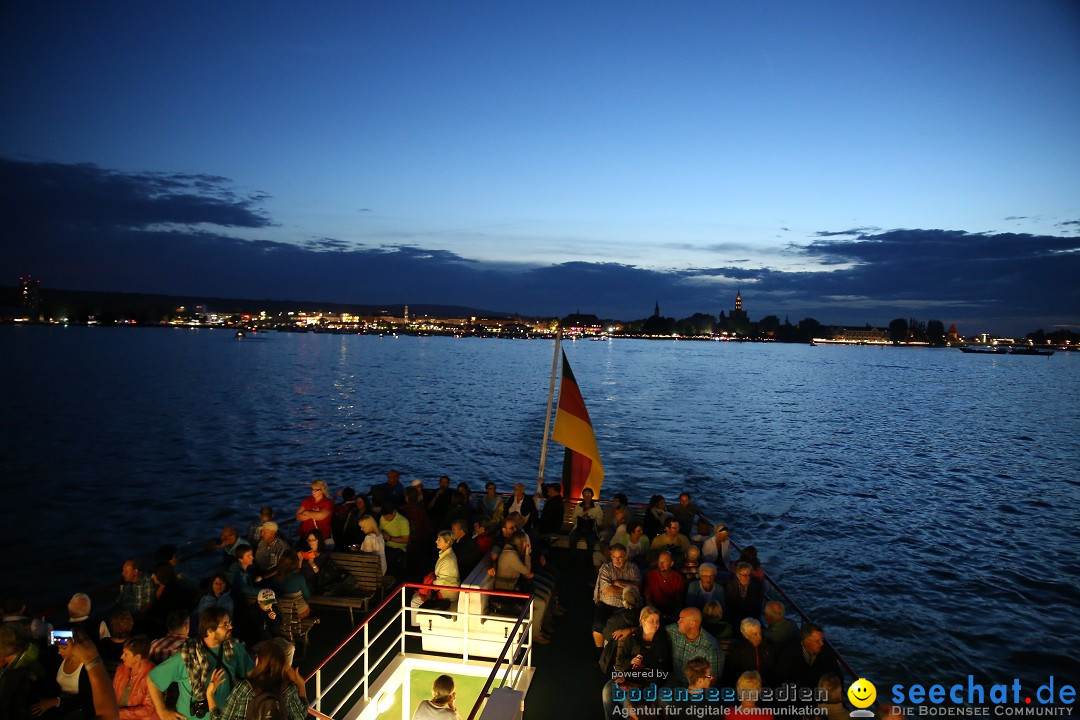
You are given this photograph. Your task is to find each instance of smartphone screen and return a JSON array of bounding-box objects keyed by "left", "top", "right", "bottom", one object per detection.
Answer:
[{"left": 50, "top": 629, "right": 74, "bottom": 645}]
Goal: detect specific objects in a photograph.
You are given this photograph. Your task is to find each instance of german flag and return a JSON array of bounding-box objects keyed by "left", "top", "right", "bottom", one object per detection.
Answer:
[{"left": 551, "top": 351, "right": 604, "bottom": 499}]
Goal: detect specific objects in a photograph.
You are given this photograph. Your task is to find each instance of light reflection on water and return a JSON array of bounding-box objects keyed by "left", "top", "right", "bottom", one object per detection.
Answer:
[{"left": 3, "top": 327, "right": 1079, "bottom": 686}]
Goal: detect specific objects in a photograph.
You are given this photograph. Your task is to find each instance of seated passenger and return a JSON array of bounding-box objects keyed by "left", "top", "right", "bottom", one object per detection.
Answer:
[
  {"left": 194, "top": 573, "right": 234, "bottom": 617},
  {"left": 613, "top": 521, "right": 650, "bottom": 570},
  {"left": 117, "top": 560, "right": 156, "bottom": 618},
  {"left": 603, "top": 604, "right": 673, "bottom": 719},
  {"left": 147, "top": 562, "right": 194, "bottom": 635},
  {"left": 426, "top": 475, "right": 454, "bottom": 530},
  {"left": 480, "top": 482, "right": 505, "bottom": 528},
  {"left": 665, "top": 608, "right": 722, "bottom": 686},
  {"left": 726, "top": 671, "right": 773, "bottom": 719},
  {"left": 237, "top": 590, "right": 284, "bottom": 648},
  {"left": 379, "top": 503, "right": 411, "bottom": 578},
  {"left": 568, "top": 487, "right": 604, "bottom": 555},
  {"left": 112, "top": 635, "right": 156, "bottom": 720},
  {"left": 643, "top": 495, "right": 670, "bottom": 539},
  {"left": 449, "top": 520, "right": 483, "bottom": 577},
  {"left": 494, "top": 531, "right": 553, "bottom": 644},
  {"left": 724, "top": 618, "right": 777, "bottom": 688},
  {"left": 818, "top": 673, "right": 847, "bottom": 720},
  {"left": 597, "top": 586, "right": 645, "bottom": 670},
  {"left": 672, "top": 492, "right": 700, "bottom": 537},
  {"left": 724, "top": 562, "right": 764, "bottom": 627},
  {"left": 65, "top": 594, "right": 93, "bottom": 631},
  {"left": 410, "top": 531, "right": 460, "bottom": 611},
  {"left": 247, "top": 507, "right": 274, "bottom": 549},
  {"left": 1, "top": 594, "right": 52, "bottom": 645},
  {"left": 600, "top": 493, "right": 629, "bottom": 542},
  {"left": 679, "top": 545, "right": 701, "bottom": 583},
  {"left": 32, "top": 625, "right": 93, "bottom": 719},
  {"left": 339, "top": 495, "right": 376, "bottom": 548},
  {"left": 763, "top": 601, "right": 798, "bottom": 648},
  {"left": 643, "top": 551, "right": 686, "bottom": 622},
  {"left": 504, "top": 483, "right": 537, "bottom": 531},
  {"left": 215, "top": 526, "right": 246, "bottom": 566},
  {"left": 775, "top": 622, "right": 841, "bottom": 697},
  {"left": 299, "top": 530, "right": 353, "bottom": 595},
  {"left": 701, "top": 524, "right": 733, "bottom": 575},
  {"left": 254, "top": 522, "right": 292, "bottom": 578},
  {"left": 661, "top": 656, "right": 715, "bottom": 717},
  {"left": 649, "top": 518, "right": 690, "bottom": 564},
  {"left": 700, "top": 600, "right": 733, "bottom": 641},
  {"left": 270, "top": 552, "right": 310, "bottom": 601},
  {"left": 357, "top": 515, "right": 387, "bottom": 575},
  {"left": 0, "top": 624, "right": 51, "bottom": 720},
  {"left": 736, "top": 546, "right": 766, "bottom": 582},
  {"left": 98, "top": 610, "right": 134, "bottom": 673},
  {"left": 685, "top": 563, "right": 723, "bottom": 610},
  {"left": 591, "top": 543, "right": 642, "bottom": 650}
]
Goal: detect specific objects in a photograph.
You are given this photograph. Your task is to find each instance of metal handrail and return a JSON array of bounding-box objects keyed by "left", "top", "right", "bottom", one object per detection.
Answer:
[
  {"left": 304, "top": 580, "right": 533, "bottom": 718},
  {"left": 465, "top": 599, "right": 535, "bottom": 720},
  {"left": 727, "top": 538, "right": 859, "bottom": 682},
  {"left": 553, "top": 497, "right": 861, "bottom": 681}
]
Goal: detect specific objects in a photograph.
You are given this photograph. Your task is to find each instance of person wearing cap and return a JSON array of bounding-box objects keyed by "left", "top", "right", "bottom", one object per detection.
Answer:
[
  {"left": 236, "top": 589, "right": 283, "bottom": 649},
  {"left": 701, "top": 523, "right": 733, "bottom": 573},
  {"left": 254, "top": 522, "right": 291, "bottom": 578}
]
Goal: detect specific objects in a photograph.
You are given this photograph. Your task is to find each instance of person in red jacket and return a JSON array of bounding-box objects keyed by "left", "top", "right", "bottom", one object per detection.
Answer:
[
  {"left": 643, "top": 551, "right": 686, "bottom": 622},
  {"left": 112, "top": 636, "right": 156, "bottom": 720}
]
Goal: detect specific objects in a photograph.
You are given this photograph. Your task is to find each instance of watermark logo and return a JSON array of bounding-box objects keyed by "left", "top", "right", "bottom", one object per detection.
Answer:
[{"left": 849, "top": 678, "right": 877, "bottom": 718}]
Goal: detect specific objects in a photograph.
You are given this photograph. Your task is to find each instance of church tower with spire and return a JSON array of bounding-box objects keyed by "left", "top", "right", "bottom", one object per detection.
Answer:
[{"left": 728, "top": 289, "right": 749, "bottom": 334}]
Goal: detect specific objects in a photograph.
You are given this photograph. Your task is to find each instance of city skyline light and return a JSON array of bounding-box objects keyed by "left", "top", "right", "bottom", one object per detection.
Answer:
[{"left": 2, "top": 1, "right": 1078, "bottom": 335}]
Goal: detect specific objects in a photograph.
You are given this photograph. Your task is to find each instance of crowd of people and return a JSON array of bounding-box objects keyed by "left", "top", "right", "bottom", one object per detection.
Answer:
[{"left": 1, "top": 473, "right": 879, "bottom": 720}]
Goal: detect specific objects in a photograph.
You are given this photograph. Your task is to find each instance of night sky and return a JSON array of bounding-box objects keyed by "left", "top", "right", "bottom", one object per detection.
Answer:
[{"left": 2, "top": 2, "right": 1078, "bottom": 334}]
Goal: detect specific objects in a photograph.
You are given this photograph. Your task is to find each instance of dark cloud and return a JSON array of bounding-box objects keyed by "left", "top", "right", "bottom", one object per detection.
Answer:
[
  {"left": 0, "top": 157, "right": 273, "bottom": 231},
  {"left": 2, "top": 158, "right": 1076, "bottom": 335},
  {"left": 1057, "top": 220, "right": 1080, "bottom": 227},
  {"left": 812, "top": 227, "right": 880, "bottom": 238},
  {"left": 1004, "top": 216, "right": 1027, "bottom": 221},
  {"left": 304, "top": 237, "right": 354, "bottom": 252}
]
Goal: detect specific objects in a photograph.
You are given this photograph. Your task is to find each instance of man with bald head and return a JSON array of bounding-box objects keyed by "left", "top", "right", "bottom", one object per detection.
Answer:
[
  {"left": 701, "top": 523, "right": 733, "bottom": 574},
  {"left": 764, "top": 600, "right": 798, "bottom": 648},
  {"left": 665, "top": 607, "right": 722, "bottom": 686}
]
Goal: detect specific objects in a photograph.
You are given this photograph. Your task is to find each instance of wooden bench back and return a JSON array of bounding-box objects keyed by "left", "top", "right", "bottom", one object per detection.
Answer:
[{"left": 329, "top": 551, "right": 383, "bottom": 595}]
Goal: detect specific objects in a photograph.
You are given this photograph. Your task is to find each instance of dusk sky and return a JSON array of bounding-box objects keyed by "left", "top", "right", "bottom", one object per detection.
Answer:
[{"left": 2, "top": 1, "right": 1078, "bottom": 334}]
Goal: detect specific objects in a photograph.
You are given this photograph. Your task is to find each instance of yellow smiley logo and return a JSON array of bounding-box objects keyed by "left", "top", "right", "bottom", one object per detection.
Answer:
[{"left": 847, "top": 678, "right": 877, "bottom": 709}]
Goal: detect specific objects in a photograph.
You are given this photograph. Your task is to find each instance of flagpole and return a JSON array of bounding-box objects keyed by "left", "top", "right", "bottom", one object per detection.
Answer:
[{"left": 536, "top": 327, "right": 562, "bottom": 495}]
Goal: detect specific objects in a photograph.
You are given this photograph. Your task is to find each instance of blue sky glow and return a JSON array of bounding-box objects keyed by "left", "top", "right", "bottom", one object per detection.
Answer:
[{"left": 2, "top": 1, "right": 1078, "bottom": 333}]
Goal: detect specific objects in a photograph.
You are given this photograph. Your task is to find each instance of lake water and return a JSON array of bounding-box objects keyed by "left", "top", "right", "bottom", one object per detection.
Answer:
[{"left": 3, "top": 326, "right": 1079, "bottom": 689}]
